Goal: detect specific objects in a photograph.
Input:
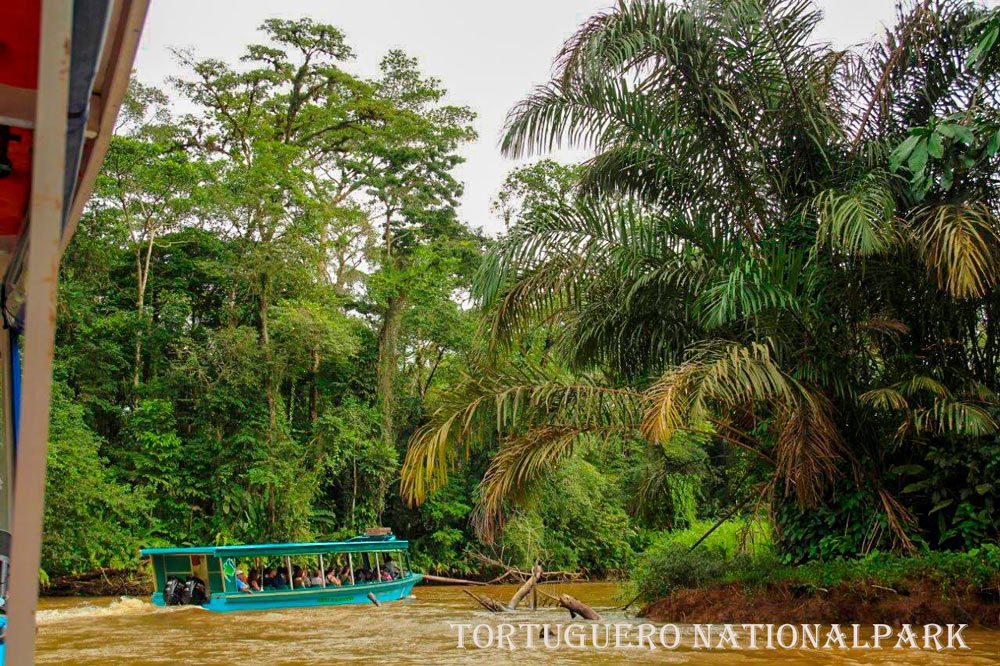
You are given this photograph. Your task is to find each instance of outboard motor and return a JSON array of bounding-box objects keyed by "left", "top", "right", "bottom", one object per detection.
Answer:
[
  {"left": 181, "top": 576, "right": 207, "bottom": 605},
  {"left": 163, "top": 576, "right": 185, "bottom": 606}
]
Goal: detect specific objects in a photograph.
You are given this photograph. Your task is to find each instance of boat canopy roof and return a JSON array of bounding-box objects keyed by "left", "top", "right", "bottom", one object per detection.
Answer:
[{"left": 141, "top": 535, "right": 411, "bottom": 558}]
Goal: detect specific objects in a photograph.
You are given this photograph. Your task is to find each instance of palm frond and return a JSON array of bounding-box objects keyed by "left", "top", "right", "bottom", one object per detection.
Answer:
[
  {"left": 400, "top": 365, "right": 645, "bottom": 505},
  {"left": 809, "top": 173, "right": 898, "bottom": 256},
  {"left": 913, "top": 202, "right": 1000, "bottom": 299}
]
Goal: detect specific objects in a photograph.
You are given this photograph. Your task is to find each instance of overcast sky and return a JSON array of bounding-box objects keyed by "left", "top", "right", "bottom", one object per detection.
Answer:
[{"left": 133, "top": 1, "right": 965, "bottom": 234}]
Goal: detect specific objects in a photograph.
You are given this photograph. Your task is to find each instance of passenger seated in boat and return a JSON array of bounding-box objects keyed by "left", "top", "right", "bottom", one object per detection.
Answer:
[
  {"left": 383, "top": 556, "right": 401, "bottom": 579},
  {"left": 247, "top": 569, "right": 262, "bottom": 591},
  {"left": 309, "top": 570, "right": 323, "bottom": 586},
  {"left": 293, "top": 566, "right": 308, "bottom": 588},
  {"left": 267, "top": 568, "right": 288, "bottom": 589},
  {"left": 262, "top": 567, "right": 278, "bottom": 589},
  {"left": 325, "top": 568, "right": 342, "bottom": 586},
  {"left": 355, "top": 566, "right": 373, "bottom": 582},
  {"left": 337, "top": 564, "right": 351, "bottom": 582},
  {"left": 235, "top": 569, "right": 254, "bottom": 594}
]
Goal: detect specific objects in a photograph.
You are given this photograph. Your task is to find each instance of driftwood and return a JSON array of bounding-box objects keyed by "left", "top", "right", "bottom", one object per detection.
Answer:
[
  {"left": 536, "top": 588, "right": 601, "bottom": 620},
  {"left": 420, "top": 573, "right": 487, "bottom": 586},
  {"left": 367, "top": 592, "right": 381, "bottom": 607},
  {"left": 559, "top": 593, "right": 601, "bottom": 620},
  {"left": 462, "top": 588, "right": 509, "bottom": 613},
  {"left": 507, "top": 563, "right": 542, "bottom": 610}
]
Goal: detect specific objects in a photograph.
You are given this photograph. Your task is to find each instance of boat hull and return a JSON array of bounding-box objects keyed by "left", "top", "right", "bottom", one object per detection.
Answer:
[{"left": 159, "top": 574, "right": 422, "bottom": 612}]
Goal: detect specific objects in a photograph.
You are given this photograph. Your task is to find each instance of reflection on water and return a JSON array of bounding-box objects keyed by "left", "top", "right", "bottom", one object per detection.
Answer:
[{"left": 34, "top": 582, "right": 1000, "bottom": 665}]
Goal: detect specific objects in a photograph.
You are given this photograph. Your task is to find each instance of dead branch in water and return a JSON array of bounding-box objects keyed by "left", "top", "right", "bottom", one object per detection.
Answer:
[
  {"left": 534, "top": 588, "right": 601, "bottom": 620},
  {"left": 559, "top": 593, "right": 602, "bottom": 620},
  {"left": 462, "top": 588, "right": 509, "bottom": 613},
  {"left": 508, "top": 563, "right": 542, "bottom": 610}
]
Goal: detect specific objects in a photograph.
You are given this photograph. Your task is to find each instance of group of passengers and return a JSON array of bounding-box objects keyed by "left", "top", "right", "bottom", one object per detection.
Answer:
[{"left": 234, "top": 556, "right": 402, "bottom": 594}]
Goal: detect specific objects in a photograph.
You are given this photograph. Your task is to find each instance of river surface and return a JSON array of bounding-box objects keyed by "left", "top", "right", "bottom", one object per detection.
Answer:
[{"left": 34, "top": 582, "right": 1000, "bottom": 664}]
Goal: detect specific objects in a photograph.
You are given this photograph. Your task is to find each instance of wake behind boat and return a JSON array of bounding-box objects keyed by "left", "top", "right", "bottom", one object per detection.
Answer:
[{"left": 141, "top": 529, "right": 421, "bottom": 612}]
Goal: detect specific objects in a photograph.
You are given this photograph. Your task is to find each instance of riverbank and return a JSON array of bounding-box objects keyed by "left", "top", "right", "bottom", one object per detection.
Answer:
[
  {"left": 44, "top": 568, "right": 151, "bottom": 597},
  {"left": 639, "top": 578, "right": 1000, "bottom": 627},
  {"left": 635, "top": 545, "right": 1000, "bottom": 627}
]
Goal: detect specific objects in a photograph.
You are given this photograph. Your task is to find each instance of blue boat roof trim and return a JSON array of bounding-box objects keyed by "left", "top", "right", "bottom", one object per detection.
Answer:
[{"left": 140, "top": 536, "right": 411, "bottom": 557}]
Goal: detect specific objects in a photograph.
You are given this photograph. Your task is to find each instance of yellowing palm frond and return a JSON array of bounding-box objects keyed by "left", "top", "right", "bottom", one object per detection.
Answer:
[
  {"left": 913, "top": 203, "right": 1000, "bottom": 299},
  {"left": 399, "top": 367, "right": 645, "bottom": 506},
  {"left": 642, "top": 340, "right": 796, "bottom": 444}
]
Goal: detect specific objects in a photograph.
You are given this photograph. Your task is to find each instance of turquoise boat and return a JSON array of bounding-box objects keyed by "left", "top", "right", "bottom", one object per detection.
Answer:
[{"left": 141, "top": 531, "right": 422, "bottom": 612}]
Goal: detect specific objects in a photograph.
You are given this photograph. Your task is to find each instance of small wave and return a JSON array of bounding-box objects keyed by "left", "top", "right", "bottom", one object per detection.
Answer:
[{"left": 37, "top": 596, "right": 171, "bottom": 624}]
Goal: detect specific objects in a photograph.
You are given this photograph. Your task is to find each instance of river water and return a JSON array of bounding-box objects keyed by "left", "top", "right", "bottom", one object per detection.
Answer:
[{"left": 34, "top": 582, "right": 1000, "bottom": 664}]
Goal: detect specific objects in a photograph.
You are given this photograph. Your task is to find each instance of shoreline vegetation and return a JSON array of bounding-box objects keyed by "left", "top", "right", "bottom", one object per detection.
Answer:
[
  {"left": 632, "top": 520, "right": 1000, "bottom": 628},
  {"left": 48, "top": 519, "right": 1000, "bottom": 630}
]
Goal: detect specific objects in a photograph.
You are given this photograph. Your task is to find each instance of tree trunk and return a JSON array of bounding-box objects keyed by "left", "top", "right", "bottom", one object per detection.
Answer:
[
  {"left": 309, "top": 347, "right": 320, "bottom": 425},
  {"left": 260, "top": 285, "right": 278, "bottom": 440},
  {"left": 133, "top": 292, "right": 143, "bottom": 389},
  {"left": 133, "top": 230, "right": 156, "bottom": 390},
  {"left": 376, "top": 295, "right": 406, "bottom": 447}
]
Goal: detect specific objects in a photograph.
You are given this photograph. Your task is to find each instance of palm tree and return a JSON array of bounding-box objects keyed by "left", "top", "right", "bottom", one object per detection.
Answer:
[{"left": 402, "top": 0, "right": 1000, "bottom": 553}]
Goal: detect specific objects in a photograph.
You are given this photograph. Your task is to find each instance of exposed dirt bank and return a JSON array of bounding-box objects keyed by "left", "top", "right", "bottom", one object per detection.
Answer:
[
  {"left": 639, "top": 580, "right": 1000, "bottom": 627},
  {"left": 44, "top": 568, "right": 152, "bottom": 597}
]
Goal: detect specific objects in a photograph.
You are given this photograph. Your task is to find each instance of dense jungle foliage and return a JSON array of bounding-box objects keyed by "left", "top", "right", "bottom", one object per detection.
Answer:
[
  {"left": 41, "top": 0, "right": 1000, "bottom": 581},
  {"left": 402, "top": 0, "right": 1000, "bottom": 564}
]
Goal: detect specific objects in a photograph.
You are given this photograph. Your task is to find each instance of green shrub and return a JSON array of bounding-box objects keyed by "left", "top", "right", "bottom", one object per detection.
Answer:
[{"left": 630, "top": 542, "right": 1000, "bottom": 603}]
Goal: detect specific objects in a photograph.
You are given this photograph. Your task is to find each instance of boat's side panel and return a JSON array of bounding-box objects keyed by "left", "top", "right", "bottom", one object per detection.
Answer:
[
  {"left": 150, "top": 555, "right": 165, "bottom": 595},
  {"left": 201, "top": 574, "right": 421, "bottom": 612},
  {"left": 149, "top": 555, "right": 166, "bottom": 606}
]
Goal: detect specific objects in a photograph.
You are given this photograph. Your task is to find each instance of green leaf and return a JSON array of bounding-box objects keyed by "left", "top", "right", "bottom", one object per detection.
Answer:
[
  {"left": 967, "top": 25, "right": 999, "bottom": 69},
  {"left": 986, "top": 129, "right": 1000, "bottom": 157},
  {"left": 891, "top": 464, "right": 925, "bottom": 476},
  {"left": 951, "top": 125, "right": 976, "bottom": 145},
  {"left": 941, "top": 168, "right": 954, "bottom": 191},
  {"left": 930, "top": 498, "right": 953, "bottom": 514},
  {"left": 902, "top": 480, "right": 930, "bottom": 493},
  {"left": 975, "top": 483, "right": 994, "bottom": 495},
  {"left": 889, "top": 135, "right": 921, "bottom": 172},
  {"left": 907, "top": 142, "right": 928, "bottom": 175},
  {"left": 928, "top": 132, "right": 944, "bottom": 159}
]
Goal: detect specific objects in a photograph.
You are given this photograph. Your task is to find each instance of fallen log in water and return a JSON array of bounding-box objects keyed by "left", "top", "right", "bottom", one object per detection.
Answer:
[
  {"left": 462, "top": 588, "right": 509, "bottom": 612},
  {"left": 559, "top": 594, "right": 602, "bottom": 620},
  {"left": 508, "top": 563, "right": 542, "bottom": 610},
  {"left": 420, "top": 573, "right": 488, "bottom": 586},
  {"left": 536, "top": 588, "right": 602, "bottom": 620},
  {"left": 367, "top": 592, "right": 381, "bottom": 607}
]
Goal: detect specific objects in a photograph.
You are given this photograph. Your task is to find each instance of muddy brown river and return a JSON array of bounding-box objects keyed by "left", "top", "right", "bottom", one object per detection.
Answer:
[{"left": 33, "top": 582, "right": 1000, "bottom": 664}]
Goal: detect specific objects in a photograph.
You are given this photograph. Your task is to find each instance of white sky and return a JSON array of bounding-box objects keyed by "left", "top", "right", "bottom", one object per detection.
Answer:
[{"left": 132, "top": 1, "right": 961, "bottom": 235}]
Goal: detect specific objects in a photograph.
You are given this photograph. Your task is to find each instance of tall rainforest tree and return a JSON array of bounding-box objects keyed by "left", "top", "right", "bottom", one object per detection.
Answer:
[
  {"left": 363, "top": 51, "right": 477, "bottom": 449},
  {"left": 91, "top": 82, "right": 205, "bottom": 393},
  {"left": 403, "top": 0, "right": 1000, "bottom": 558},
  {"left": 164, "top": 19, "right": 476, "bottom": 537}
]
